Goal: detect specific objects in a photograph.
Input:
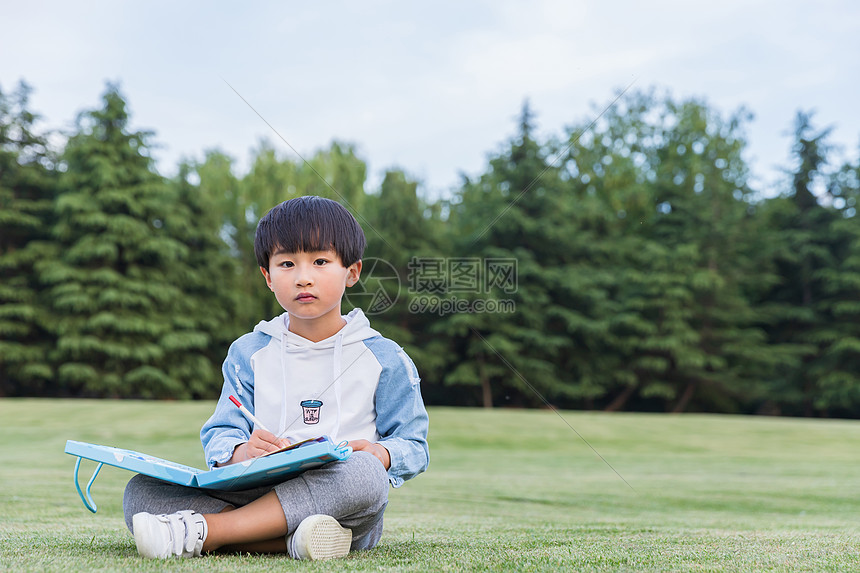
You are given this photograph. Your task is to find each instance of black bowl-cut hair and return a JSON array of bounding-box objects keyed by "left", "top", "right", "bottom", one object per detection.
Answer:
[{"left": 254, "top": 196, "right": 367, "bottom": 269}]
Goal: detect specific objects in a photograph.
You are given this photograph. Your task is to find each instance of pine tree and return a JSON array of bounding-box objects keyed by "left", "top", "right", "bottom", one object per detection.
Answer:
[
  {"left": 756, "top": 112, "right": 841, "bottom": 415},
  {"left": 553, "top": 91, "right": 664, "bottom": 410},
  {"left": 160, "top": 163, "right": 239, "bottom": 397},
  {"left": 359, "top": 169, "right": 449, "bottom": 395},
  {"left": 557, "top": 91, "right": 775, "bottom": 413},
  {"left": 191, "top": 148, "right": 262, "bottom": 329},
  {"left": 810, "top": 155, "right": 860, "bottom": 413},
  {"left": 441, "top": 102, "right": 571, "bottom": 408},
  {"left": 0, "top": 82, "right": 58, "bottom": 395},
  {"left": 647, "top": 97, "right": 774, "bottom": 412},
  {"left": 43, "top": 86, "right": 209, "bottom": 397}
]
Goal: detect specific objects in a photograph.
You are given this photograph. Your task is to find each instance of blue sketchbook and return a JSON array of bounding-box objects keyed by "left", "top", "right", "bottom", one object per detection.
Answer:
[{"left": 65, "top": 436, "right": 351, "bottom": 513}]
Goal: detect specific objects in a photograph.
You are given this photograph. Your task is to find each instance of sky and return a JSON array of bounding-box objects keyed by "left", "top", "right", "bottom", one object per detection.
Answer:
[{"left": 3, "top": 1, "right": 859, "bottom": 201}]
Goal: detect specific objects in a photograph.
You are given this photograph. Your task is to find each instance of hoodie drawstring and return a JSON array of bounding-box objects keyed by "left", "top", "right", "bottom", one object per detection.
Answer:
[
  {"left": 330, "top": 332, "right": 344, "bottom": 439},
  {"left": 280, "top": 335, "right": 289, "bottom": 434}
]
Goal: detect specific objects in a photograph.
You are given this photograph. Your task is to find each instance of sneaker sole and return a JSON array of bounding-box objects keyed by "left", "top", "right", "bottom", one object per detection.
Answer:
[{"left": 302, "top": 516, "right": 352, "bottom": 560}]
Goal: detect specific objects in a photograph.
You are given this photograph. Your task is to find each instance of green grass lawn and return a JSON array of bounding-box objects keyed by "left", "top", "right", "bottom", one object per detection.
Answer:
[{"left": 1, "top": 399, "right": 858, "bottom": 571}]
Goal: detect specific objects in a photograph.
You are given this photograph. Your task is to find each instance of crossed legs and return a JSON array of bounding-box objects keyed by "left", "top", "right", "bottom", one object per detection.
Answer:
[{"left": 123, "top": 451, "right": 389, "bottom": 555}]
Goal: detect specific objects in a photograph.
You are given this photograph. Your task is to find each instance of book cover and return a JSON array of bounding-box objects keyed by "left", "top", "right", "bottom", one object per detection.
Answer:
[{"left": 65, "top": 437, "right": 351, "bottom": 511}]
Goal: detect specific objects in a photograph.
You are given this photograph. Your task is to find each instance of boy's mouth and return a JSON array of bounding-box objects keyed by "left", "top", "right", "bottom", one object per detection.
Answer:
[{"left": 295, "top": 293, "right": 317, "bottom": 302}]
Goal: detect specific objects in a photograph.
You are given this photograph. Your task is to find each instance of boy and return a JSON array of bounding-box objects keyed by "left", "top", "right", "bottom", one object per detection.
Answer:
[{"left": 124, "top": 196, "right": 429, "bottom": 560}]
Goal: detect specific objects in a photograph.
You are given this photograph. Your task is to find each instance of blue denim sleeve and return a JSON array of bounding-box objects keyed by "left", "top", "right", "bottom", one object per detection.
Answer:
[
  {"left": 200, "top": 333, "right": 268, "bottom": 467},
  {"left": 367, "top": 338, "right": 430, "bottom": 487}
]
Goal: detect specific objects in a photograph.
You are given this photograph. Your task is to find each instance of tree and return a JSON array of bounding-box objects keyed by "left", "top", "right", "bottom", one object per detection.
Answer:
[
  {"left": 194, "top": 146, "right": 276, "bottom": 329},
  {"left": 441, "top": 102, "right": 571, "bottom": 408},
  {"left": 160, "top": 163, "right": 240, "bottom": 397},
  {"left": 359, "top": 169, "right": 449, "bottom": 394},
  {"left": 43, "top": 86, "right": 216, "bottom": 397},
  {"left": 755, "top": 113, "right": 842, "bottom": 415},
  {"left": 0, "top": 82, "right": 58, "bottom": 395},
  {"left": 547, "top": 90, "right": 775, "bottom": 413},
  {"left": 811, "top": 149, "right": 860, "bottom": 413},
  {"left": 645, "top": 96, "right": 775, "bottom": 412}
]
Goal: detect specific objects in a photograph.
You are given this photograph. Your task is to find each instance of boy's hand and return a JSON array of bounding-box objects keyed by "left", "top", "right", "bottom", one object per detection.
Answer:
[
  {"left": 231, "top": 430, "right": 290, "bottom": 464},
  {"left": 347, "top": 439, "right": 391, "bottom": 470}
]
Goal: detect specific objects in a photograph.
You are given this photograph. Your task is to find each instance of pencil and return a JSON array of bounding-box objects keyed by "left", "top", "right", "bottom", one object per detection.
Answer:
[{"left": 228, "top": 395, "right": 273, "bottom": 434}]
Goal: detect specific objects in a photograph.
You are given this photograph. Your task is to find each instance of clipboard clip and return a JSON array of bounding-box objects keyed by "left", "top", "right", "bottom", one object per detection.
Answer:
[
  {"left": 73, "top": 456, "right": 103, "bottom": 513},
  {"left": 335, "top": 440, "right": 353, "bottom": 459}
]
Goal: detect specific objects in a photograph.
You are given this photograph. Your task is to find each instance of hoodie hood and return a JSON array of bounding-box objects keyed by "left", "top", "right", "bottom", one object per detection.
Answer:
[{"left": 253, "top": 307, "right": 380, "bottom": 347}]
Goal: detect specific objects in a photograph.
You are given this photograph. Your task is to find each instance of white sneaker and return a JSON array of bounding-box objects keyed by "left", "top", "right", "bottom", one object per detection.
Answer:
[
  {"left": 132, "top": 510, "right": 208, "bottom": 558},
  {"left": 288, "top": 514, "right": 352, "bottom": 560}
]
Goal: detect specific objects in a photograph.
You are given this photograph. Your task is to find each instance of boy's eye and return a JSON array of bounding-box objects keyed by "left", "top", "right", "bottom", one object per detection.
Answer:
[
  {"left": 314, "top": 259, "right": 328, "bottom": 266},
  {"left": 280, "top": 261, "right": 294, "bottom": 268}
]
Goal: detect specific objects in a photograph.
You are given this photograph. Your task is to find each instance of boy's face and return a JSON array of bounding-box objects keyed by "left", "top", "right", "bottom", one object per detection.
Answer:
[{"left": 260, "top": 248, "right": 362, "bottom": 338}]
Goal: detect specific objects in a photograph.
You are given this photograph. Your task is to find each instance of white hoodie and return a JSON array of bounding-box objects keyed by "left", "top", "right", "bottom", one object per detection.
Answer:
[
  {"left": 251, "top": 308, "right": 382, "bottom": 443},
  {"left": 201, "top": 308, "right": 430, "bottom": 486}
]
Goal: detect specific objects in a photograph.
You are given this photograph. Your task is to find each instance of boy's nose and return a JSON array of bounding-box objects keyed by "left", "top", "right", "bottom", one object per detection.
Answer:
[{"left": 295, "top": 267, "right": 313, "bottom": 286}]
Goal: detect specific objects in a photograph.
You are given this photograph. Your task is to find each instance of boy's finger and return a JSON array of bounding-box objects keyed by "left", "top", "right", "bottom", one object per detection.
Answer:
[{"left": 254, "top": 429, "right": 281, "bottom": 445}]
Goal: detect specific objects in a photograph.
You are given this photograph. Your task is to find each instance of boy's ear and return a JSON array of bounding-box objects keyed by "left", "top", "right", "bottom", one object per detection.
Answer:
[
  {"left": 260, "top": 266, "right": 274, "bottom": 291},
  {"left": 346, "top": 260, "right": 362, "bottom": 287}
]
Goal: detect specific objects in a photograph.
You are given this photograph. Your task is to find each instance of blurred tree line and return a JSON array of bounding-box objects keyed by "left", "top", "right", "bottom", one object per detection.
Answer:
[{"left": 2, "top": 82, "right": 860, "bottom": 417}]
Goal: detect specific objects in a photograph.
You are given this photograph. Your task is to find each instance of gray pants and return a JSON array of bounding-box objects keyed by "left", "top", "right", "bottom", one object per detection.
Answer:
[{"left": 123, "top": 451, "right": 389, "bottom": 553}]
